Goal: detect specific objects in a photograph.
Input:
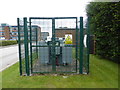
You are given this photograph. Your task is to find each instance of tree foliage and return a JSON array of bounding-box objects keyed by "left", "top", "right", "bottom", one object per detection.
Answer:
[{"left": 86, "top": 2, "right": 120, "bottom": 63}]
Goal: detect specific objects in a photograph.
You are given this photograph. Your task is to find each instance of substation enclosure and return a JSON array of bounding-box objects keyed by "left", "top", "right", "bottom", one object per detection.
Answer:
[{"left": 17, "top": 17, "right": 90, "bottom": 76}]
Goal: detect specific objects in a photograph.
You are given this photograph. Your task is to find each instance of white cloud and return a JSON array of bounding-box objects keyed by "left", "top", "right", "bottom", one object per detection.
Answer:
[{"left": 0, "top": 0, "right": 92, "bottom": 25}]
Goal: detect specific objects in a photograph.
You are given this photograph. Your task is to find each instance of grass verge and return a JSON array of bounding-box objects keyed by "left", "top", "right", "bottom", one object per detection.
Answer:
[{"left": 1, "top": 55, "right": 118, "bottom": 88}]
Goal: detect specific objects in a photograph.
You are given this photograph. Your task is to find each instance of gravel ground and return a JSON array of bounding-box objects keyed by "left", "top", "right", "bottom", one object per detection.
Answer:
[{"left": 32, "top": 58, "right": 79, "bottom": 73}]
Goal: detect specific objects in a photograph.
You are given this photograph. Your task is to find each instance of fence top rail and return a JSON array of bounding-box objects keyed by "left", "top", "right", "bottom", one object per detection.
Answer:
[
  {"left": 31, "top": 45, "right": 76, "bottom": 47},
  {"left": 29, "top": 17, "right": 78, "bottom": 20}
]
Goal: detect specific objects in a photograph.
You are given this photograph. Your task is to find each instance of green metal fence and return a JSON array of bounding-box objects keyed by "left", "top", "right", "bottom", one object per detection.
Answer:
[
  {"left": 17, "top": 18, "right": 27, "bottom": 75},
  {"left": 17, "top": 17, "right": 90, "bottom": 76}
]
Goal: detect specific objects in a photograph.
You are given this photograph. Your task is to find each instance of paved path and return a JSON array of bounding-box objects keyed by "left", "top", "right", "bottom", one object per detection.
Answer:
[{"left": 0, "top": 44, "right": 19, "bottom": 72}]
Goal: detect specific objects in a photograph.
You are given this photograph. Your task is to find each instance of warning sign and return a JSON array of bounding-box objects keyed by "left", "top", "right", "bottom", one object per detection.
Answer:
[{"left": 65, "top": 34, "right": 72, "bottom": 44}]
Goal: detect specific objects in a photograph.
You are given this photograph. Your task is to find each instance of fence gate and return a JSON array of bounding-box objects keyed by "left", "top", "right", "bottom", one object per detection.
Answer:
[{"left": 17, "top": 17, "right": 90, "bottom": 76}]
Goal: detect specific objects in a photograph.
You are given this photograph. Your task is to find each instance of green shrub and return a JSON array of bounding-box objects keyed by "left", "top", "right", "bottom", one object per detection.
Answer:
[
  {"left": 86, "top": 2, "right": 120, "bottom": 63},
  {"left": 0, "top": 40, "right": 18, "bottom": 46}
]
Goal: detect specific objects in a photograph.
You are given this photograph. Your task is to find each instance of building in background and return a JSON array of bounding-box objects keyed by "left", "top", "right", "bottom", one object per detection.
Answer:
[
  {"left": 41, "top": 32, "right": 49, "bottom": 41},
  {"left": 4, "top": 26, "right": 11, "bottom": 40},
  {"left": 10, "top": 26, "right": 18, "bottom": 40},
  {"left": 0, "top": 24, "right": 41, "bottom": 40},
  {"left": 0, "top": 26, "right": 5, "bottom": 40},
  {"left": 30, "top": 25, "right": 41, "bottom": 41},
  {"left": 0, "top": 23, "right": 11, "bottom": 40}
]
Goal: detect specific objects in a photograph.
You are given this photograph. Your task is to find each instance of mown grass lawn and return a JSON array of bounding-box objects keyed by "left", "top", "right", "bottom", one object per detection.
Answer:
[{"left": 1, "top": 55, "right": 118, "bottom": 88}]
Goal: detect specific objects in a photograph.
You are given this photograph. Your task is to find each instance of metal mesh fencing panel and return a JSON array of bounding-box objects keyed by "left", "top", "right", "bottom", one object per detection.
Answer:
[
  {"left": 17, "top": 18, "right": 26, "bottom": 75},
  {"left": 54, "top": 18, "right": 77, "bottom": 73},
  {"left": 30, "top": 19, "right": 53, "bottom": 73},
  {"left": 18, "top": 17, "right": 90, "bottom": 75},
  {"left": 83, "top": 33, "right": 89, "bottom": 74},
  {"left": 29, "top": 17, "right": 78, "bottom": 74},
  {"left": 82, "top": 17, "right": 90, "bottom": 74}
]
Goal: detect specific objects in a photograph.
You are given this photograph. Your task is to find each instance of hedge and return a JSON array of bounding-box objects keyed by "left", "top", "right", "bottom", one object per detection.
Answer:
[
  {"left": 0, "top": 40, "right": 18, "bottom": 46},
  {"left": 86, "top": 2, "right": 120, "bottom": 63}
]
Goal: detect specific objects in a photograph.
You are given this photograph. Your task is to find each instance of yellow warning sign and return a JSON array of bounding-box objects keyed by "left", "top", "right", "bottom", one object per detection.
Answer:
[{"left": 65, "top": 34, "right": 72, "bottom": 44}]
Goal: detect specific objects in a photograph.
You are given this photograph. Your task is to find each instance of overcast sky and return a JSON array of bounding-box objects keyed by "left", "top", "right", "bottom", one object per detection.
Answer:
[{"left": 0, "top": 0, "right": 93, "bottom": 25}]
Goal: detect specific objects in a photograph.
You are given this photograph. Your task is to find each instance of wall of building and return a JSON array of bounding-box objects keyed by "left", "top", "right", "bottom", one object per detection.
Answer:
[
  {"left": 37, "top": 27, "right": 41, "bottom": 41},
  {"left": 0, "top": 25, "right": 41, "bottom": 41},
  {"left": 41, "top": 32, "right": 49, "bottom": 41},
  {"left": 0, "top": 26, "right": 5, "bottom": 39},
  {"left": 55, "top": 29, "right": 76, "bottom": 45},
  {"left": 0, "top": 26, "right": 11, "bottom": 40},
  {"left": 10, "top": 26, "right": 18, "bottom": 40},
  {"left": 4, "top": 26, "right": 11, "bottom": 40}
]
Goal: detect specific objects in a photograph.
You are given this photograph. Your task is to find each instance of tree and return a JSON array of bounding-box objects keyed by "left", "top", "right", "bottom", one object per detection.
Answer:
[{"left": 86, "top": 2, "right": 120, "bottom": 63}]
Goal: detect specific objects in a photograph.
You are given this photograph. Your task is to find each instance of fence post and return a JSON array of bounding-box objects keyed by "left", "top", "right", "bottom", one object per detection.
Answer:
[
  {"left": 17, "top": 18, "right": 22, "bottom": 75},
  {"left": 79, "top": 17, "right": 84, "bottom": 74},
  {"left": 87, "top": 17, "right": 90, "bottom": 74},
  {"left": 76, "top": 18, "right": 78, "bottom": 72},
  {"left": 52, "top": 18, "right": 56, "bottom": 72},
  {"left": 24, "top": 17, "right": 30, "bottom": 76},
  {"left": 29, "top": 18, "right": 33, "bottom": 73}
]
